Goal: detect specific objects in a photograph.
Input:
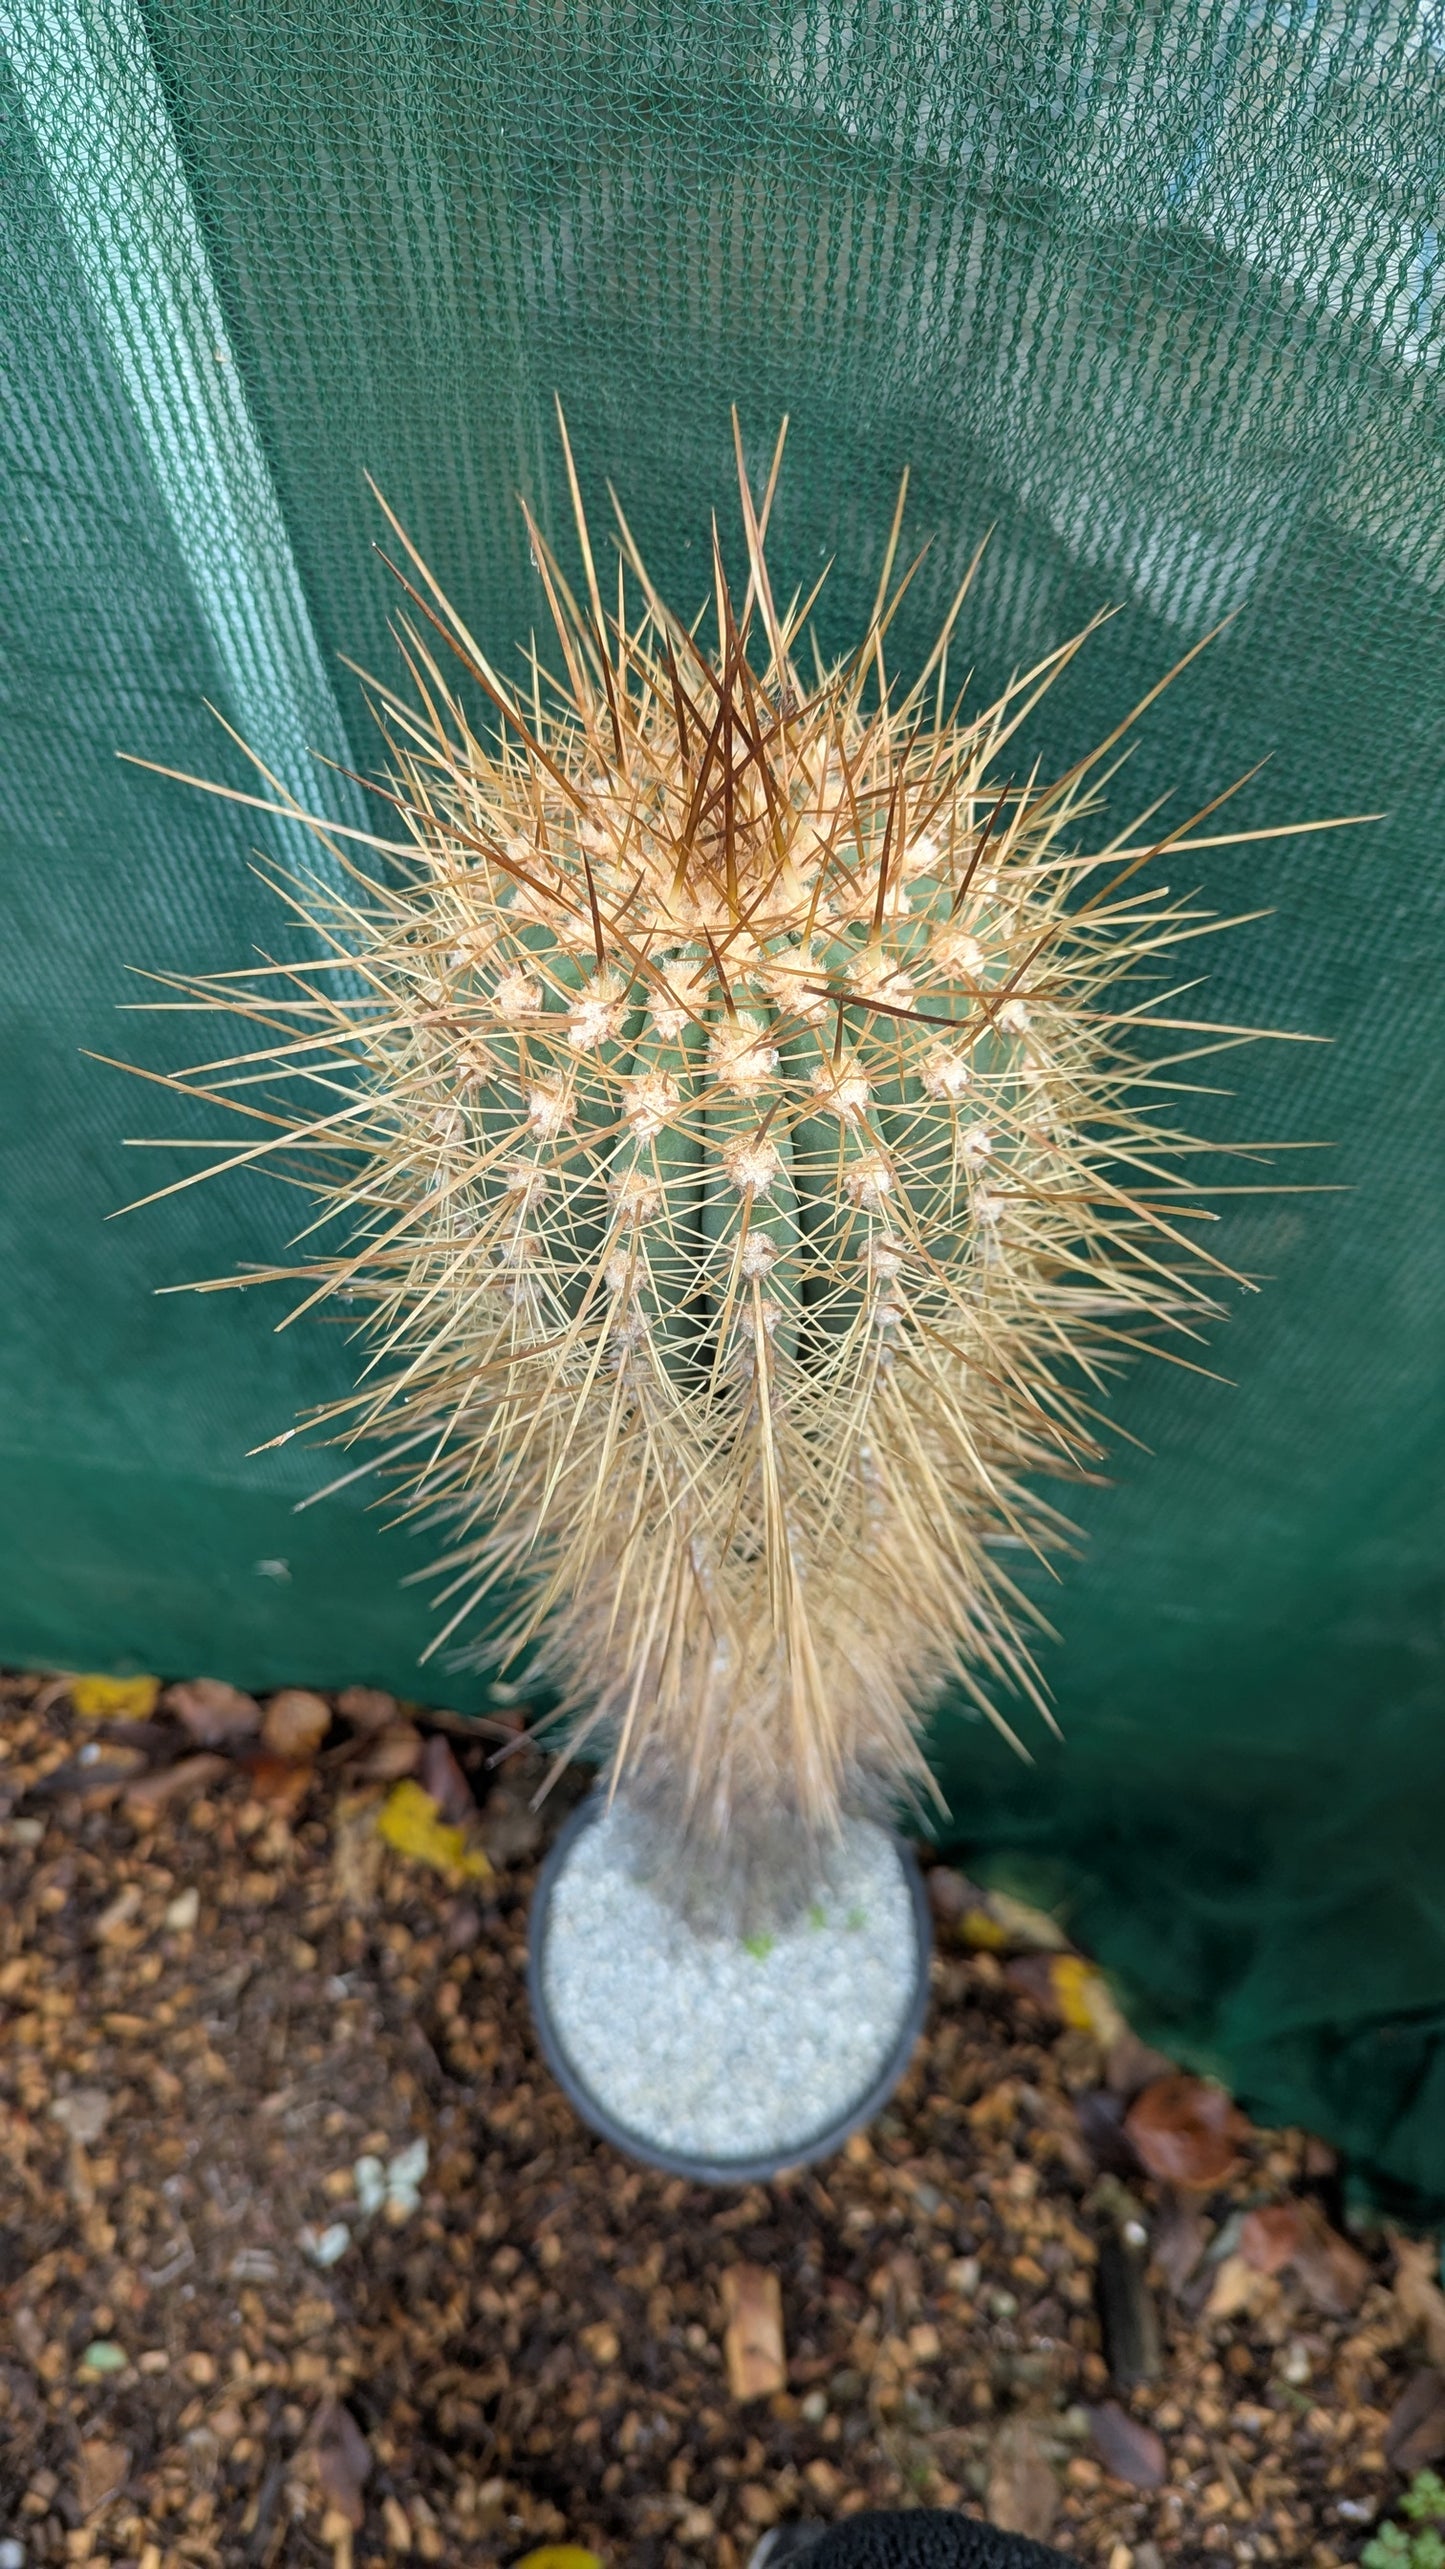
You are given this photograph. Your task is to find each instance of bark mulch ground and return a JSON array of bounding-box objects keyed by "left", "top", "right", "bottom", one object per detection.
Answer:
[{"left": 1, "top": 1668, "right": 1438, "bottom": 2569}]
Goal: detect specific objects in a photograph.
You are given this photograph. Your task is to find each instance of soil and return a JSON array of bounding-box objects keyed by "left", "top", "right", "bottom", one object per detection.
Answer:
[{"left": 0, "top": 1668, "right": 1431, "bottom": 2569}]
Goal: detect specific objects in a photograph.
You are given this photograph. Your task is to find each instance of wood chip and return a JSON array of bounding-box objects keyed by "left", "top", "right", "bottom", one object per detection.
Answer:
[
  {"left": 123, "top": 1753, "right": 228, "bottom": 1817},
  {"left": 332, "top": 1792, "right": 385, "bottom": 1907},
  {"left": 93, "top": 1883, "right": 143, "bottom": 1941},
  {"left": 721, "top": 2263, "right": 786, "bottom": 2401}
]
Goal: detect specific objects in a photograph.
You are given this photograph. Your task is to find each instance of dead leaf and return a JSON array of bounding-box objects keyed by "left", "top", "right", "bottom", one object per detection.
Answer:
[
  {"left": 313, "top": 2397, "right": 371, "bottom": 2530},
  {"left": 1051, "top": 1954, "right": 1128, "bottom": 2047},
  {"left": 513, "top": 2552, "right": 605, "bottom": 2569},
  {"left": 1074, "top": 2088, "right": 1138, "bottom": 2177},
  {"left": 377, "top": 1780, "right": 492, "bottom": 1881},
  {"left": 1009, "top": 1953, "right": 1126, "bottom": 2046},
  {"left": 79, "top": 2434, "right": 130, "bottom": 2515},
  {"left": 477, "top": 1783, "right": 543, "bottom": 1866},
  {"left": 420, "top": 1731, "right": 473, "bottom": 1820},
  {"left": 959, "top": 1905, "right": 1010, "bottom": 1952},
  {"left": 1203, "top": 2251, "right": 1274, "bottom": 2322},
  {"left": 164, "top": 1678, "right": 262, "bottom": 1745},
  {"left": 1124, "top": 2075, "right": 1247, "bottom": 2189},
  {"left": 1105, "top": 2029, "right": 1178, "bottom": 2100},
  {"left": 1240, "top": 2200, "right": 1367, "bottom": 2315},
  {"left": 1152, "top": 2195, "right": 1212, "bottom": 2295},
  {"left": 241, "top": 1752, "right": 314, "bottom": 1821},
  {"left": 1387, "top": 2369, "right": 1445, "bottom": 2473},
  {"left": 1392, "top": 2234, "right": 1445, "bottom": 2369},
  {"left": 721, "top": 2263, "right": 786, "bottom": 2401},
  {"left": 70, "top": 1674, "right": 159, "bottom": 1721},
  {"left": 986, "top": 2417, "right": 1059, "bottom": 2540},
  {"left": 1088, "top": 2400, "right": 1167, "bottom": 2488},
  {"left": 1288, "top": 2212, "right": 1367, "bottom": 2317},
  {"left": 336, "top": 1684, "right": 402, "bottom": 1732},
  {"left": 123, "top": 1754, "right": 229, "bottom": 1819},
  {"left": 1239, "top": 2204, "right": 1302, "bottom": 2276},
  {"left": 262, "top": 1689, "right": 331, "bottom": 1761},
  {"left": 353, "top": 1722, "right": 423, "bottom": 1783}
]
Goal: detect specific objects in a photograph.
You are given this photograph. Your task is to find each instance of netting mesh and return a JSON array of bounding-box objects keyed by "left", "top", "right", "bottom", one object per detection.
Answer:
[{"left": 2, "top": 0, "right": 1443, "bottom": 2204}]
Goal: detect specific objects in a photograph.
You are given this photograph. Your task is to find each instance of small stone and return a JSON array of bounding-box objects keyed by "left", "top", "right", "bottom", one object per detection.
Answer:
[
  {"left": 353, "top": 1721, "right": 423, "bottom": 1781},
  {"left": 336, "top": 1684, "right": 401, "bottom": 1731},
  {"left": 261, "top": 1688, "right": 331, "bottom": 1760},
  {"left": 50, "top": 2088, "right": 111, "bottom": 2146},
  {"left": 355, "top": 2157, "right": 387, "bottom": 2216},
  {"left": 382, "top": 2493, "right": 413, "bottom": 2552},
  {"left": 300, "top": 2221, "right": 352, "bottom": 2269},
  {"left": 164, "top": 1678, "right": 262, "bottom": 1745},
  {"left": 164, "top": 1886, "right": 200, "bottom": 1932}
]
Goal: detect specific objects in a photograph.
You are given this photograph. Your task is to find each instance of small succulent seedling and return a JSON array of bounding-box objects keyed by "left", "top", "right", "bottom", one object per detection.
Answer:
[
  {"left": 117, "top": 409, "right": 1348, "bottom": 1914},
  {"left": 1363, "top": 2471, "right": 1445, "bottom": 2567}
]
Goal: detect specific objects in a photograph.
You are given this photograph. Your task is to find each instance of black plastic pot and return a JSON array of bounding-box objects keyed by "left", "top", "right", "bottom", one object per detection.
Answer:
[{"left": 527, "top": 1792, "right": 933, "bottom": 2185}]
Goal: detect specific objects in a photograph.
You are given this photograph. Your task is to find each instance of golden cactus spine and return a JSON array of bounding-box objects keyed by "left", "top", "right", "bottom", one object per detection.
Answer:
[{"left": 122, "top": 414, "right": 1340, "bottom": 1907}]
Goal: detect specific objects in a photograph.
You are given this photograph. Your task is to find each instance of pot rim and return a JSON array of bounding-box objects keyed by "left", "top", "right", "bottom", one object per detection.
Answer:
[{"left": 526, "top": 1789, "right": 933, "bottom": 2185}]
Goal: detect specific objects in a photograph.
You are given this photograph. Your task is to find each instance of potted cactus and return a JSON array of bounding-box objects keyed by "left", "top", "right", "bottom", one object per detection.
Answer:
[{"left": 127, "top": 413, "right": 1329, "bottom": 2174}]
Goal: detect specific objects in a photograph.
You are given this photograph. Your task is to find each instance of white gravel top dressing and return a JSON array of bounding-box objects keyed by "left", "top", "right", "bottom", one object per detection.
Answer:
[{"left": 539, "top": 1804, "right": 923, "bottom": 2165}]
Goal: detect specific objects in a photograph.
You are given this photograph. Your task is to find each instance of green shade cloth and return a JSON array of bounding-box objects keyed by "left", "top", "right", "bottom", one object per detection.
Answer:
[{"left": 1, "top": 0, "right": 1441, "bottom": 2207}]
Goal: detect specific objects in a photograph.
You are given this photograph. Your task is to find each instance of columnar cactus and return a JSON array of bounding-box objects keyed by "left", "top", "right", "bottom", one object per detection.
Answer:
[{"left": 129, "top": 417, "right": 1325, "bottom": 1915}]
